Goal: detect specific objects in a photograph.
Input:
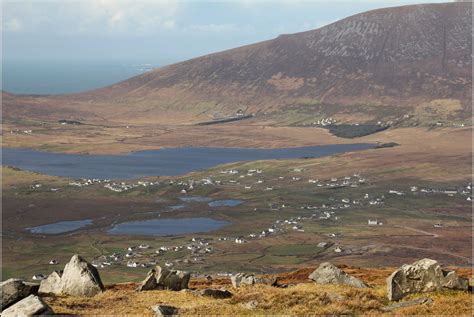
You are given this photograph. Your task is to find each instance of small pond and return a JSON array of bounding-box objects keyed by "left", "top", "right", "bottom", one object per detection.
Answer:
[
  {"left": 27, "top": 219, "right": 93, "bottom": 234},
  {"left": 107, "top": 217, "right": 229, "bottom": 236},
  {"left": 208, "top": 199, "right": 243, "bottom": 207},
  {"left": 178, "top": 196, "right": 212, "bottom": 203}
]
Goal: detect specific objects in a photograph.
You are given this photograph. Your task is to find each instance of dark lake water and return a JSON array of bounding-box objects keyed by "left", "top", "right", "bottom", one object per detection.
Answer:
[
  {"left": 107, "top": 217, "right": 229, "bottom": 236},
  {"left": 2, "top": 144, "right": 374, "bottom": 180},
  {"left": 27, "top": 219, "right": 93, "bottom": 234}
]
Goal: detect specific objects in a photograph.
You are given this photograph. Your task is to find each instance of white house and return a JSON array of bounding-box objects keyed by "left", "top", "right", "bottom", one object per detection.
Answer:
[
  {"left": 235, "top": 237, "right": 246, "bottom": 244},
  {"left": 368, "top": 219, "right": 383, "bottom": 225}
]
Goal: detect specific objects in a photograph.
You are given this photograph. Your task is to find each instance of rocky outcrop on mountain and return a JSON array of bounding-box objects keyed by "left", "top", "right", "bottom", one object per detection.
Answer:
[
  {"left": 387, "top": 258, "right": 469, "bottom": 300},
  {"left": 138, "top": 266, "right": 190, "bottom": 291},
  {"left": 1, "top": 295, "right": 53, "bottom": 317},
  {"left": 59, "top": 254, "right": 105, "bottom": 297},
  {"left": 309, "top": 262, "right": 367, "bottom": 288},
  {"left": 0, "top": 279, "right": 39, "bottom": 309}
]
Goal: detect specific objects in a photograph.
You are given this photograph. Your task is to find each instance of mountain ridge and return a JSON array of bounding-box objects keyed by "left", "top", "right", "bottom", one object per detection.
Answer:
[{"left": 3, "top": 2, "right": 472, "bottom": 125}]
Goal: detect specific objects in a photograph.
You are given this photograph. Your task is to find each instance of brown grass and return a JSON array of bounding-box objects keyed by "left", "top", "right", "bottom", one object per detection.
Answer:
[{"left": 44, "top": 267, "right": 473, "bottom": 316}]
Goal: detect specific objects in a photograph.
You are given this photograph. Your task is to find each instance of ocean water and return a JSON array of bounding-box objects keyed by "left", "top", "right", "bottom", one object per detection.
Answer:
[{"left": 2, "top": 59, "right": 157, "bottom": 95}]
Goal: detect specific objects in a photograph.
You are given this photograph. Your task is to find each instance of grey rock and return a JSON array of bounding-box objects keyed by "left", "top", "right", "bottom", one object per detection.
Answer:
[
  {"left": 1, "top": 279, "right": 39, "bottom": 309},
  {"left": 382, "top": 297, "right": 433, "bottom": 312},
  {"left": 59, "top": 254, "right": 104, "bottom": 297},
  {"left": 1, "top": 295, "right": 54, "bottom": 316},
  {"left": 138, "top": 266, "right": 190, "bottom": 291},
  {"left": 38, "top": 271, "right": 62, "bottom": 295},
  {"left": 387, "top": 258, "right": 468, "bottom": 301},
  {"left": 240, "top": 300, "right": 258, "bottom": 310},
  {"left": 254, "top": 276, "right": 278, "bottom": 286},
  {"left": 151, "top": 304, "right": 179, "bottom": 317},
  {"left": 230, "top": 273, "right": 256, "bottom": 288},
  {"left": 308, "top": 262, "right": 367, "bottom": 288},
  {"left": 199, "top": 288, "right": 232, "bottom": 299}
]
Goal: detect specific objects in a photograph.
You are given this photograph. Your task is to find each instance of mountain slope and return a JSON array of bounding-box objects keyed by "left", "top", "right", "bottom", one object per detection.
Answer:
[{"left": 3, "top": 2, "right": 472, "bottom": 125}]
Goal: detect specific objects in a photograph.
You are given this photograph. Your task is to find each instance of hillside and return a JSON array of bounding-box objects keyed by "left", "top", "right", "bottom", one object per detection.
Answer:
[
  {"left": 3, "top": 2, "right": 472, "bottom": 127},
  {"left": 13, "top": 265, "right": 474, "bottom": 316}
]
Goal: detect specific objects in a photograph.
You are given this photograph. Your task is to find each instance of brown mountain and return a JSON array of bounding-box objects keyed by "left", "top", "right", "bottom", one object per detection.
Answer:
[{"left": 3, "top": 2, "right": 472, "bottom": 126}]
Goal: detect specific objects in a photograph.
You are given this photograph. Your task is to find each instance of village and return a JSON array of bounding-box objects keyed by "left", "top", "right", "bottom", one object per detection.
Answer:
[
  {"left": 15, "top": 157, "right": 471, "bottom": 282},
  {"left": 22, "top": 165, "right": 471, "bottom": 279}
]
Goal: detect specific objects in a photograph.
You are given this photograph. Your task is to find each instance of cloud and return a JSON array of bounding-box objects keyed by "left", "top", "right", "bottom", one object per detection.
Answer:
[
  {"left": 3, "top": 18, "right": 24, "bottom": 32},
  {"left": 2, "top": 0, "right": 180, "bottom": 35}
]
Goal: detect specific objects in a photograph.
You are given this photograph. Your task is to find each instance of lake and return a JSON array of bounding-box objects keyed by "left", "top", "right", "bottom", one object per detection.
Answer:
[
  {"left": 27, "top": 219, "right": 93, "bottom": 234},
  {"left": 107, "top": 217, "right": 229, "bottom": 236},
  {"left": 2, "top": 144, "right": 374, "bottom": 180}
]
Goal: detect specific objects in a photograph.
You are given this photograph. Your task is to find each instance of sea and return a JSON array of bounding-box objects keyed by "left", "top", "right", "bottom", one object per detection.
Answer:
[{"left": 2, "top": 59, "right": 159, "bottom": 95}]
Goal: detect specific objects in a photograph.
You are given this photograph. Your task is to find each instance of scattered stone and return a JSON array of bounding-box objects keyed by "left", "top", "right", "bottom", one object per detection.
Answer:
[
  {"left": 308, "top": 262, "right": 367, "bottom": 288},
  {"left": 1, "top": 278, "right": 39, "bottom": 309},
  {"left": 38, "top": 271, "right": 62, "bottom": 295},
  {"left": 231, "top": 273, "right": 256, "bottom": 288},
  {"left": 1, "top": 295, "right": 54, "bottom": 316},
  {"left": 60, "top": 254, "right": 105, "bottom": 297},
  {"left": 387, "top": 258, "right": 468, "bottom": 301},
  {"left": 240, "top": 300, "right": 258, "bottom": 310},
  {"left": 255, "top": 276, "right": 278, "bottom": 286},
  {"left": 199, "top": 288, "right": 232, "bottom": 299},
  {"left": 138, "top": 266, "right": 190, "bottom": 291},
  {"left": 151, "top": 304, "right": 179, "bottom": 317},
  {"left": 327, "top": 293, "right": 346, "bottom": 302},
  {"left": 382, "top": 297, "right": 433, "bottom": 312}
]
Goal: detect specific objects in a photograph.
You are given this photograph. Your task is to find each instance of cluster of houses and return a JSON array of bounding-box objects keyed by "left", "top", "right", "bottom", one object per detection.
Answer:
[
  {"left": 384, "top": 183, "right": 472, "bottom": 201},
  {"left": 9, "top": 129, "right": 33, "bottom": 135},
  {"left": 69, "top": 178, "right": 109, "bottom": 187},
  {"left": 90, "top": 238, "right": 216, "bottom": 269},
  {"left": 312, "top": 117, "right": 337, "bottom": 126},
  {"left": 103, "top": 180, "right": 159, "bottom": 193}
]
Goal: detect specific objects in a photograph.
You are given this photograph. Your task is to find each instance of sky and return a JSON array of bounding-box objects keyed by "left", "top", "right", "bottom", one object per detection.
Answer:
[{"left": 2, "top": 0, "right": 459, "bottom": 66}]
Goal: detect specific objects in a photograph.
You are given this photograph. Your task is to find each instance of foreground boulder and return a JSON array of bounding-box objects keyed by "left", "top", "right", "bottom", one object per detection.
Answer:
[
  {"left": 38, "top": 271, "right": 62, "bottom": 295},
  {"left": 59, "top": 254, "right": 105, "bottom": 297},
  {"left": 138, "top": 266, "right": 190, "bottom": 291},
  {"left": 231, "top": 273, "right": 256, "bottom": 288},
  {"left": 151, "top": 304, "right": 179, "bottom": 317},
  {"left": 1, "top": 279, "right": 39, "bottom": 309},
  {"left": 387, "top": 258, "right": 468, "bottom": 301},
  {"left": 199, "top": 288, "right": 233, "bottom": 299},
  {"left": 1, "top": 295, "right": 53, "bottom": 316},
  {"left": 382, "top": 297, "right": 433, "bottom": 312},
  {"left": 231, "top": 273, "right": 278, "bottom": 288},
  {"left": 308, "top": 262, "right": 367, "bottom": 288}
]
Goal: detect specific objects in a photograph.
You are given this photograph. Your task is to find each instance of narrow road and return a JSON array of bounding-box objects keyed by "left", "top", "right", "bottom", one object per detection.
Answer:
[{"left": 394, "top": 225, "right": 440, "bottom": 238}]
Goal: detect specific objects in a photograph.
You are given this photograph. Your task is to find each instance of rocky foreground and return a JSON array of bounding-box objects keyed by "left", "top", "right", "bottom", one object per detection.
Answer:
[{"left": 1, "top": 255, "right": 471, "bottom": 316}]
